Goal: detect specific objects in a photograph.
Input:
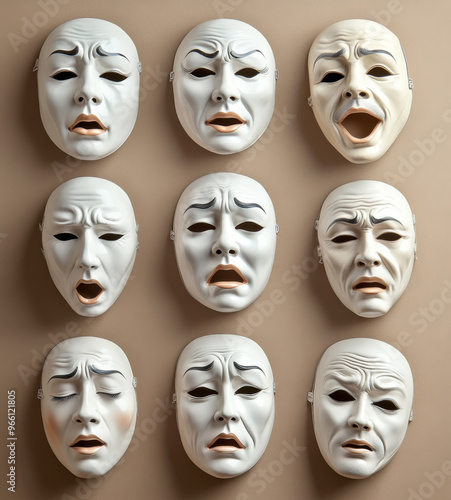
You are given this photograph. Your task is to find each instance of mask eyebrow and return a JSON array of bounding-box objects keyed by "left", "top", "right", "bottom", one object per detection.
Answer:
[
  {"left": 327, "top": 215, "right": 359, "bottom": 231},
  {"left": 233, "top": 361, "right": 264, "bottom": 373},
  {"left": 230, "top": 49, "right": 264, "bottom": 59},
  {"left": 184, "top": 360, "right": 214, "bottom": 375},
  {"left": 314, "top": 48, "right": 345, "bottom": 67},
  {"left": 370, "top": 215, "right": 403, "bottom": 226},
  {"left": 49, "top": 46, "right": 79, "bottom": 57},
  {"left": 90, "top": 365, "right": 125, "bottom": 378},
  {"left": 359, "top": 47, "right": 395, "bottom": 60},
  {"left": 186, "top": 48, "right": 219, "bottom": 59},
  {"left": 233, "top": 197, "right": 266, "bottom": 213},
  {"left": 48, "top": 367, "right": 78, "bottom": 383},
  {"left": 96, "top": 45, "right": 129, "bottom": 61},
  {"left": 184, "top": 197, "right": 216, "bottom": 213}
]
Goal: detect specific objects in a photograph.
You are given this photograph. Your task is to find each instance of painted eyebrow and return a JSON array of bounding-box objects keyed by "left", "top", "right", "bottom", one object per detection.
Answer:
[
  {"left": 234, "top": 197, "right": 266, "bottom": 213},
  {"left": 327, "top": 215, "right": 359, "bottom": 231},
  {"left": 90, "top": 365, "right": 125, "bottom": 378},
  {"left": 230, "top": 49, "right": 264, "bottom": 59},
  {"left": 359, "top": 47, "right": 395, "bottom": 60},
  {"left": 186, "top": 48, "right": 219, "bottom": 59},
  {"left": 184, "top": 360, "right": 215, "bottom": 375},
  {"left": 370, "top": 215, "right": 403, "bottom": 226},
  {"left": 49, "top": 46, "right": 79, "bottom": 57},
  {"left": 233, "top": 361, "right": 264, "bottom": 373},
  {"left": 184, "top": 197, "right": 216, "bottom": 213},
  {"left": 314, "top": 48, "right": 345, "bottom": 67},
  {"left": 48, "top": 367, "right": 78, "bottom": 383},
  {"left": 96, "top": 45, "right": 129, "bottom": 61}
]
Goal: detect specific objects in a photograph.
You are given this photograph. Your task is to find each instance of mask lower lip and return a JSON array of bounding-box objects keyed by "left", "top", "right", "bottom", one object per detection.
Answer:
[
  {"left": 70, "top": 436, "right": 106, "bottom": 455},
  {"left": 207, "top": 265, "right": 248, "bottom": 289},
  {"left": 207, "top": 433, "right": 245, "bottom": 452},
  {"left": 338, "top": 108, "right": 382, "bottom": 143},
  {"left": 352, "top": 277, "right": 387, "bottom": 294},
  {"left": 205, "top": 112, "right": 245, "bottom": 133},
  {"left": 75, "top": 280, "right": 105, "bottom": 304},
  {"left": 342, "top": 440, "right": 374, "bottom": 454},
  {"left": 69, "top": 114, "right": 107, "bottom": 136}
]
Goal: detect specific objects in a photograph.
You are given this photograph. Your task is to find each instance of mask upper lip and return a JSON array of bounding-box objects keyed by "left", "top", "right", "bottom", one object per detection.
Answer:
[
  {"left": 207, "top": 265, "right": 248, "bottom": 289},
  {"left": 341, "top": 439, "right": 375, "bottom": 454},
  {"left": 205, "top": 112, "right": 246, "bottom": 133},
  {"left": 75, "top": 279, "right": 105, "bottom": 304},
  {"left": 68, "top": 114, "right": 107, "bottom": 135},
  {"left": 207, "top": 433, "right": 245, "bottom": 452},
  {"left": 352, "top": 276, "right": 388, "bottom": 294},
  {"left": 70, "top": 434, "right": 106, "bottom": 455}
]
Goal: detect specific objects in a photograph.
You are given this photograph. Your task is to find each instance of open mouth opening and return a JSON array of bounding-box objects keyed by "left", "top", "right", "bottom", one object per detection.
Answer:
[
  {"left": 69, "top": 115, "right": 107, "bottom": 135},
  {"left": 339, "top": 111, "right": 381, "bottom": 142},
  {"left": 206, "top": 113, "right": 245, "bottom": 133},
  {"left": 75, "top": 281, "right": 104, "bottom": 304},
  {"left": 207, "top": 434, "right": 245, "bottom": 451},
  {"left": 353, "top": 282, "right": 386, "bottom": 291},
  {"left": 342, "top": 442, "right": 373, "bottom": 452},
  {"left": 71, "top": 439, "right": 104, "bottom": 449},
  {"left": 207, "top": 266, "right": 247, "bottom": 289},
  {"left": 74, "top": 121, "right": 103, "bottom": 130},
  {"left": 210, "top": 117, "right": 243, "bottom": 127}
]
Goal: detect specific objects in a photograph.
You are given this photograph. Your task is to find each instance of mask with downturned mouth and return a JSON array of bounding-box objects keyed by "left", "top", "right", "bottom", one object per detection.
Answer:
[
  {"left": 174, "top": 334, "right": 275, "bottom": 478},
  {"left": 41, "top": 176, "right": 139, "bottom": 317},
  {"left": 308, "top": 19, "right": 412, "bottom": 164},
  {"left": 171, "top": 172, "right": 278, "bottom": 312},
  {"left": 308, "top": 338, "right": 414, "bottom": 479},
  {"left": 171, "top": 18, "right": 277, "bottom": 154},
  {"left": 316, "top": 180, "right": 416, "bottom": 318},
  {"left": 39, "top": 336, "right": 138, "bottom": 478},
  {"left": 36, "top": 18, "right": 141, "bottom": 160}
]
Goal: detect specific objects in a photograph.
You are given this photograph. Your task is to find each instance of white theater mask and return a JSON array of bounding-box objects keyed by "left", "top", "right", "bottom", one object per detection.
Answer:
[
  {"left": 308, "top": 19, "right": 412, "bottom": 163},
  {"left": 171, "top": 19, "right": 277, "bottom": 154},
  {"left": 174, "top": 334, "right": 275, "bottom": 478},
  {"left": 316, "top": 180, "right": 416, "bottom": 318},
  {"left": 36, "top": 18, "right": 141, "bottom": 160},
  {"left": 41, "top": 177, "right": 139, "bottom": 317},
  {"left": 172, "top": 172, "right": 278, "bottom": 312},
  {"left": 39, "top": 336, "right": 138, "bottom": 478},
  {"left": 308, "top": 338, "right": 414, "bottom": 479}
]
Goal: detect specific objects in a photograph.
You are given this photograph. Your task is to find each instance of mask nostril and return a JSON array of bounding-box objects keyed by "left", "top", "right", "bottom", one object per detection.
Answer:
[
  {"left": 216, "top": 249, "right": 222, "bottom": 255},
  {"left": 78, "top": 97, "right": 83, "bottom": 103},
  {"left": 229, "top": 250, "right": 236, "bottom": 255}
]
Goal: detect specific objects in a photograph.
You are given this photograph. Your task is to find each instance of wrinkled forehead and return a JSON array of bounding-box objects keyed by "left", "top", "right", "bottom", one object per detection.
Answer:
[
  {"left": 42, "top": 337, "right": 133, "bottom": 381},
  {"left": 318, "top": 181, "right": 413, "bottom": 230},
  {"left": 176, "top": 335, "right": 272, "bottom": 381},
  {"left": 40, "top": 18, "right": 139, "bottom": 62},
  {"left": 175, "top": 19, "right": 274, "bottom": 63}
]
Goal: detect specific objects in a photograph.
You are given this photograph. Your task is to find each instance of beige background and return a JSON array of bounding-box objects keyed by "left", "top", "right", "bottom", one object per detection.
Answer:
[{"left": 1, "top": 0, "right": 451, "bottom": 498}]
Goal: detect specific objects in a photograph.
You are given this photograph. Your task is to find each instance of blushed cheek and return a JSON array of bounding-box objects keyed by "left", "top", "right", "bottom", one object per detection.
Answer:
[
  {"left": 117, "top": 408, "right": 136, "bottom": 431},
  {"left": 43, "top": 411, "right": 62, "bottom": 447}
]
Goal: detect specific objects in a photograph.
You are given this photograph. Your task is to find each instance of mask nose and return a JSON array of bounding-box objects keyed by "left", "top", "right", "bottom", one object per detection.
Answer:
[
  {"left": 76, "top": 232, "right": 101, "bottom": 270},
  {"left": 342, "top": 67, "right": 370, "bottom": 100},
  {"left": 211, "top": 67, "right": 240, "bottom": 104},
  {"left": 214, "top": 389, "right": 240, "bottom": 423},
  {"left": 74, "top": 68, "right": 103, "bottom": 105},
  {"left": 212, "top": 220, "right": 239, "bottom": 256},
  {"left": 347, "top": 397, "right": 373, "bottom": 431},
  {"left": 72, "top": 388, "right": 100, "bottom": 425},
  {"left": 355, "top": 234, "right": 381, "bottom": 268}
]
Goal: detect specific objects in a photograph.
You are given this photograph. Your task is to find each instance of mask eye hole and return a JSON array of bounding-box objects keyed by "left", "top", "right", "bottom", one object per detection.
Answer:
[
  {"left": 377, "top": 232, "right": 402, "bottom": 241},
  {"left": 190, "top": 68, "right": 215, "bottom": 78},
  {"left": 188, "top": 387, "right": 218, "bottom": 398},
  {"left": 328, "top": 390, "right": 355, "bottom": 402},
  {"left": 52, "top": 71, "right": 77, "bottom": 81},
  {"left": 235, "top": 222, "right": 263, "bottom": 232},
  {"left": 99, "top": 233, "right": 123, "bottom": 241},
  {"left": 100, "top": 72, "right": 128, "bottom": 82},
  {"left": 331, "top": 234, "right": 357, "bottom": 243},
  {"left": 373, "top": 399, "right": 400, "bottom": 411},
  {"left": 235, "top": 68, "right": 260, "bottom": 78},
  {"left": 321, "top": 72, "right": 344, "bottom": 83},
  {"left": 235, "top": 386, "right": 261, "bottom": 395},
  {"left": 367, "top": 66, "right": 393, "bottom": 78},
  {"left": 188, "top": 222, "right": 215, "bottom": 233},
  {"left": 54, "top": 233, "right": 78, "bottom": 241}
]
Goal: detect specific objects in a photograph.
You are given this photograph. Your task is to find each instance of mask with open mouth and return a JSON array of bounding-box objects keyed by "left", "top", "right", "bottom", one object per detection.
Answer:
[
  {"left": 171, "top": 18, "right": 277, "bottom": 154},
  {"left": 41, "top": 177, "right": 139, "bottom": 316},
  {"left": 315, "top": 180, "right": 416, "bottom": 318},
  {"left": 172, "top": 172, "right": 278, "bottom": 312},
  {"left": 174, "top": 334, "right": 275, "bottom": 478},
  {"left": 39, "top": 337, "right": 138, "bottom": 478},
  {"left": 308, "top": 19, "right": 412, "bottom": 164},
  {"left": 36, "top": 18, "right": 141, "bottom": 160},
  {"left": 308, "top": 338, "right": 414, "bottom": 479}
]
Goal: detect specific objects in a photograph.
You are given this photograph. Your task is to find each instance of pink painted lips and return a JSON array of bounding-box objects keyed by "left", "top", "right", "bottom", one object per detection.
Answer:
[
  {"left": 207, "top": 265, "right": 248, "bottom": 289},
  {"left": 338, "top": 108, "right": 382, "bottom": 143},
  {"left": 352, "top": 277, "right": 388, "bottom": 294},
  {"left": 342, "top": 439, "right": 374, "bottom": 455},
  {"left": 75, "top": 279, "right": 104, "bottom": 304},
  {"left": 70, "top": 435, "right": 105, "bottom": 455},
  {"left": 205, "top": 112, "right": 246, "bottom": 133},
  {"left": 207, "top": 433, "right": 245, "bottom": 452},
  {"left": 69, "top": 114, "right": 107, "bottom": 135}
]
